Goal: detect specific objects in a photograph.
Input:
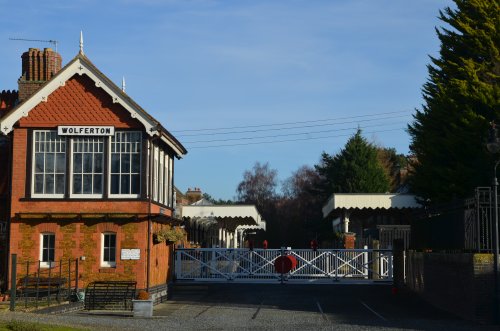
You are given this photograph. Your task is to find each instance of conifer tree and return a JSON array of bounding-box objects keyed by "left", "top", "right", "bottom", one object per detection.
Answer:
[
  {"left": 408, "top": 0, "right": 499, "bottom": 202},
  {"left": 316, "top": 130, "right": 390, "bottom": 195}
]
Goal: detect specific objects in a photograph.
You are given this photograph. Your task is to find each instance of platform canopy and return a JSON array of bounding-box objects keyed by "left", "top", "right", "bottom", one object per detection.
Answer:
[
  {"left": 182, "top": 202, "right": 266, "bottom": 231},
  {"left": 322, "top": 193, "right": 421, "bottom": 219},
  {"left": 181, "top": 201, "right": 266, "bottom": 248}
]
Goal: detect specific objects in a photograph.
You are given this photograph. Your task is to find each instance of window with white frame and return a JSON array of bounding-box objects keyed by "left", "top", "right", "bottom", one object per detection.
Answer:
[
  {"left": 168, "top": 155, "right": 173, "bottom": 207},
  {"left": 163, "top": 154, "right": 169, "bottom": 206},
  {"left": 33, "top": 131, "right": 66, "bottom": 197},
  {"left": 110, "top": 132, "right": 141, "bottom": 196},
  {"left": 153, "top": 145, "right": 159, "bottom": 202},
  {"left": 101, "top": 232, "right": 116, "bottom": 267},
  {"left": 159, "top": 150, "right": 164, "bottom": 204},
  {"left": 72, "top": 137, "right": 104, "bottom": 196},
  {"left": 40, "top": 233, "right": 55, "bottom": 267},
  {"left": 31, "top": 130, "right": 148, "bottom": 199}
]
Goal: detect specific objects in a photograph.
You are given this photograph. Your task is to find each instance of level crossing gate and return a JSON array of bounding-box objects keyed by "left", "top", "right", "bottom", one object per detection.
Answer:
[{"left": 175, "top": 248, "right": 393, "bottom": 284}]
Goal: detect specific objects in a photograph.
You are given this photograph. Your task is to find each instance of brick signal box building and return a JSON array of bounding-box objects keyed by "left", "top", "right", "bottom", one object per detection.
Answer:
[{"left": 0, "top": 47, "right": 187, "bottom": 295}]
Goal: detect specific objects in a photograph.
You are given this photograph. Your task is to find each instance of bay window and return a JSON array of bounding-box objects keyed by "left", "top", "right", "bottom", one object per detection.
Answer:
[{"left": 30, "top": 129, "right": 175, "bottom": 205}]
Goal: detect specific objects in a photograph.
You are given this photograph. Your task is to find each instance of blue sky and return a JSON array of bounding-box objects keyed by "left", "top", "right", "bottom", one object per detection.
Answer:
[{"left": 0, "top": 0, "right": 454, "bottom": 200}]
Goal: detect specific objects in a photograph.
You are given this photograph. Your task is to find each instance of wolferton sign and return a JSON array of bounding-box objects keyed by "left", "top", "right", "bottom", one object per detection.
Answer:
[{"left": 58, "top": 126, "right": 115, "bottom": 136}]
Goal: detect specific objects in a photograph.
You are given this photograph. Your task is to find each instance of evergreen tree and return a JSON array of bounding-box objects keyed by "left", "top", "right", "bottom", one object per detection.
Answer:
[
  {"left": 316, "top": 130, "right": 390, "bottom": 195},
  {"left": 408, "top": 0, "right": 499, "bottom": 202}
]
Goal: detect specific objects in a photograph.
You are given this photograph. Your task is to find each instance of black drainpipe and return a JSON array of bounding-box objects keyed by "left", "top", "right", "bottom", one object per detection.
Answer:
[{"left": 3, "top": 134, "right": 13, "bottom": 292}]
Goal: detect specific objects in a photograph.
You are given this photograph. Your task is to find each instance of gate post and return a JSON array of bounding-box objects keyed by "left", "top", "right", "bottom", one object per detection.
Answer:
[
  {"left": 175, "top": 249, "right": 181, "bottom": 279},
  {"left": 9, "top": 254, "right": 16, "bottom": 311},
  {"left": 393, "top": 239, "right": 405, "bottom": 288},
  {"left": 372, "top": 240, "right": 380, "bottom": 280}
]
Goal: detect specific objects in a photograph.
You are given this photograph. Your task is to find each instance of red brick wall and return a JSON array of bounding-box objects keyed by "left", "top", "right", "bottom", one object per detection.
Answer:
[{"left": 10, "top": 218, "right": 151, "bottom": 289}]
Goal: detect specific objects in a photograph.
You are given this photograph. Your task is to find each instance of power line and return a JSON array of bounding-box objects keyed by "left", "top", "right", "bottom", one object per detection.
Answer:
[
  {"left": 183, "top": 120, "right": 407, "bottom": 144},
  {"left": 172, "top": 110, "right": 413, "bottom": 134},
  {"left": 186, "top": 127, "right": 406, "bottom": 149},
  {"left": 176, "top": 114, "right": 410, "bottom": 138}
]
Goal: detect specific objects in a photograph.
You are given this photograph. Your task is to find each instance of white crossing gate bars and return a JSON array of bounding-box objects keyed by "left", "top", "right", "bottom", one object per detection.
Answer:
[{"left": 175, "top": 248, "right": 393, "bottom": 284}]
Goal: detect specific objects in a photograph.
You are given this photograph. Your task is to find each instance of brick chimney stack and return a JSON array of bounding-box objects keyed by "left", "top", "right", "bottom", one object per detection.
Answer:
[
  {"left": 18, "top": 48, "right": 62, "bottom": 102},
  {"left": 186, "top": 187, "right": 203, "bottom": 204}
]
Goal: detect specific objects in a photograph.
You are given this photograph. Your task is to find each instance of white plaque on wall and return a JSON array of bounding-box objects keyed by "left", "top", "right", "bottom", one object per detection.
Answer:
[{"left": 121, "top": 249, "right": 140, "bottom": 260}]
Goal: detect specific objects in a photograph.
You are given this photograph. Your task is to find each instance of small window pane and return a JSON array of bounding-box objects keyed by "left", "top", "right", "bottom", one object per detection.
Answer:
[
  {"left": 82, "top": 174, "right": 92, "bottom": 194},
  {"left": 121, "top": 154, "right": 130, "bottom": 173},
  {"left": 73, "top": 153, "right": 82, "bottom": 173},
  {"left": 131, "top": 154, "right": 140, "bottom": 173},
  {"left": 94, "top": 154, "right": 103, "bottom": 173},
  {"left": 120, "top": 175, "right": 130, "bottom": 195},
  {"left": 111, "top": 154, "right": 120, "bottom": 173},
  {"left": 55, "top": 174, "right": 65, "bottom": 194},
  {"left": 93, "top": 174, "right": 102, "bottom": 194},
  {"left": 131, "top": 175, "right": 140, "bottom": 194},
  {"left": 83, "top": 153, "right": 92, "bottom": 173},
  {"left": 45, "top": 174, "right": 54, "bottom": 194},
  {"left": 45, "top": 153, "right": 55, "bottom": 173},
  {"left": 56, "top": 154, "right": 65, "bottom": 173},
  {"left": 111, "top": 175, "right": 119, "bottom": 194},
  {"left": 35, "top": 175, "right": 44, "bottom": 193},
  {"left": 73, "top": 175, "right": 82, "bottom": 194},
  {"left": 35, "top": 154, "right": 44, "bottom": 173}
]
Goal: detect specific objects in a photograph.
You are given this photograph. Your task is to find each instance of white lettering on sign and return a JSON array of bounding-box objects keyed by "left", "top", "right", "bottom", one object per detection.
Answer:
[
  {"left": 121, "top": 249, "right": 140, "bottom": 260},
  {"left": 57, "top": 126, "right": 115, "bottom": 136}
]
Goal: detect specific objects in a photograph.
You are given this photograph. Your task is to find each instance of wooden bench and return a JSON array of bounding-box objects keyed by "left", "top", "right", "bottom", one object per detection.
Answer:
[{"left": 84, "top": 281, "right": 137, "bottom": 311}]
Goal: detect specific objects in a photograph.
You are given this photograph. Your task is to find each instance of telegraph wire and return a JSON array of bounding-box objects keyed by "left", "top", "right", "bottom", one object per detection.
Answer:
[
  {"left": 176, "top": 114, "right": 410, "bottom": 138},
  {"left": 185, "top": 127, "right": 405, "bottom": 149},
  {"left": 172, "top": 110, "right": 413, "bottom": 134},
  {"left": 182, "top": 120, "right": 407, "bottom": 144}
]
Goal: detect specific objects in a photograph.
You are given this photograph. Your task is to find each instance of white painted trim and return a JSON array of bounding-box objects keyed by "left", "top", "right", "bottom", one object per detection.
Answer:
[
  {"left": 101, "top": 232, "right": 117, "bottom": 268},
  {"left": 160, "top": 135, "right": 184, "bottom": 159},
  {"left": 0, "top": 57, "right": 157, "bottom": 136},
  {"left": 40, "top": 233, "right": 55, "bottom": 268}
]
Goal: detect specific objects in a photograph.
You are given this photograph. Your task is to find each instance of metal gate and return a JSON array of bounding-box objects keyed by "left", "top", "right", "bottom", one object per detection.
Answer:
[{"left": 175, "top": 248, "right": 393, "bottom": 284}]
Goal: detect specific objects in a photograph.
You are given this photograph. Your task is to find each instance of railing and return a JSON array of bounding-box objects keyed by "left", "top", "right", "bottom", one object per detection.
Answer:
[
  {"left": 16, "top": 258, "right": 79, "bottom": 309},
  {"left": 175, "top": 248, "right": 393, "bottom": 283}
]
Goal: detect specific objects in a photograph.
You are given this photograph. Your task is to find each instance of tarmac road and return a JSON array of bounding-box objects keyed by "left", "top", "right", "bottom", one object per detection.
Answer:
[{"left": 0, "top": 283, "right": 498, "bottom": 330}]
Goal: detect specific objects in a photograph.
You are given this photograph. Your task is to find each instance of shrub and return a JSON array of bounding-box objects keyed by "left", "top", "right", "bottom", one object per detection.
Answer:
[{"left": 137, "top": 290, "right": 150, "bottom": 300}]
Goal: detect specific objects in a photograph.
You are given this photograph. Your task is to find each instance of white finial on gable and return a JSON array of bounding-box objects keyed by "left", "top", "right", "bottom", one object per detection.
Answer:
[
  {"left": 122, "top": 76, "right": 126, "bottom": 92},
  {"left": 79, "top": 30, "right": 84, "bottom": 55}
]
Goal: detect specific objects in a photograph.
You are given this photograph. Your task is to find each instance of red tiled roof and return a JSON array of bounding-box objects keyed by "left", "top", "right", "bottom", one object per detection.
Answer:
[{"left": 19, "top": 74, "right": 141, "bottom": 128}]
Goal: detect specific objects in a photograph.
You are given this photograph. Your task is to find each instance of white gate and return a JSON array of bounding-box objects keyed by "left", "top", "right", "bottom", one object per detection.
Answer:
[{"left": 175, "top": 248, "right": 393, "bottom": 283}]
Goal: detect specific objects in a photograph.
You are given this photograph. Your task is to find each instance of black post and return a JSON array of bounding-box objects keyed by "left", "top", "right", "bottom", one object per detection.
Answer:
[
  {"left": 493, "top": 163, "right": 500, "bottom": 324},
  {"left": 393, "top": 239, "right": 405, "bottom": 290},
  {"left": 9, "top": 254, "right": 16, "bottom": 311}
]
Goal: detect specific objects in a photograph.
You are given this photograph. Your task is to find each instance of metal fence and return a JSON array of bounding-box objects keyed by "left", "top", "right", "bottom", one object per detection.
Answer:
[
  {"left": 13, "top": 258, "right": 79, "bottom": 309},
  {"left": 412, "top": 187, "right": 496, "bottom": 252},
  {"left": 175, "top": 248, "right": 393, "bottom": 284}
]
